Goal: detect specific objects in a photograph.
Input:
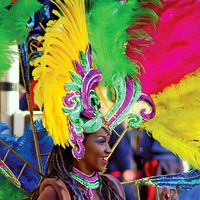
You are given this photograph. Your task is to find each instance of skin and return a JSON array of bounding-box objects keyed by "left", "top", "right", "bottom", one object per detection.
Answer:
[
  {"left": 38, "top": 128, "right": 121, "bottom": 200},
  {"left": 161, "top": 188, "right": 178, "bottom": 200},
  {"left": 73, "top": 127, "right": 111, "bottom": 175}
]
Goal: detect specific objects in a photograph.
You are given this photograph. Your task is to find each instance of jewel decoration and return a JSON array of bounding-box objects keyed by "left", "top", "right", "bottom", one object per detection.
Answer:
[
  {"left": 69, "top": 167, "right": 100, "bottom": 199},
  {"left": 62, "top": 45, "right": 104, "bottom": 158},
  {"left": 62, "top": 45, "right": 155, "bottom": 158},
  {"left": 127, "top": 92, "right": 156, "bottom": 128},
  {"left": 138, "top": 93, "right": 156, "bottom": 120},
  {"left": 105, "top": 76, "right": 155, "bottom": 129}
]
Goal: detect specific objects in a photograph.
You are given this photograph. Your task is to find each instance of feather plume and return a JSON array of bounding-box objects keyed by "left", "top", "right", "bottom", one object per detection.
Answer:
[
  {"left": 87, "top": 0, "right": 160, "bottom": 90},
  {"left": 0, "top": 120, "right": 53, "bottom": 193},
  {"left": 141, "top": 69, "right": 200, "bottom": 170},
  {"left": 135, "top": 0, "right": 200, "bottom": 94},
  {"left": 136, "top": 170, "right": 200, "bottom": 190},
  {"left": 0, "top": 33, "right": 17, "bottom": 78},
  {"left": 32, "top": 0, "right": 89, "bottom": 147},
  {"left": 0, "top": 0, "right": 42, "bottom": 77}
]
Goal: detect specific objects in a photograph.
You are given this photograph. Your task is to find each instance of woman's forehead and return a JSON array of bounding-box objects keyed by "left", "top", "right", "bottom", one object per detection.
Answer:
[
  {"left": 101, "top": 125, "right": 112, "bottom": 135},
  {"left": 98, "top": 127, "right": 111, "bottom": 136},
  {"left": 83, "top": 127, "right": 112, "bottom": 142},
  {"left": 88, "top": 127, "right": 110, "bottom": 138}
]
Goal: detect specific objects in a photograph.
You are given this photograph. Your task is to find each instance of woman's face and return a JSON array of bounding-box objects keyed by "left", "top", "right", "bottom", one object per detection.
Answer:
[{"left": 74, "top": 127, "right": 111, "bottom": 175}]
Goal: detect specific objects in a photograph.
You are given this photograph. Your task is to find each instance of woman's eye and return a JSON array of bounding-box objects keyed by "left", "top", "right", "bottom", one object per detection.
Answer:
[
  {"left": 97, "top": 139, "right": 105, "bottom": 144},
  {"left": 94, "top": 137, "right": 106, "bottom": 144}
]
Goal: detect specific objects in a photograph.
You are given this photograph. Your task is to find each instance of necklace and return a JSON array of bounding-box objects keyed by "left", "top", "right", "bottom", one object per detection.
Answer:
[{"left": 69, "top": 167, "right": 100, "bottom": 199}]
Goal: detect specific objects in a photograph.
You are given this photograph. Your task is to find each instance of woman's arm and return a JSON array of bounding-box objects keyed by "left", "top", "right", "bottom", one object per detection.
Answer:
[
  {"left": 38, "top": 178, "right": 71, "bottom": 200},
  {"left": 38, "top": 186, "right": 58, "bottom": 200}
]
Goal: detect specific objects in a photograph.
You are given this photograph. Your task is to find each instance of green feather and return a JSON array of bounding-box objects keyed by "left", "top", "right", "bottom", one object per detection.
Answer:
[
  {"left": 0, "top": 32, "right": 17, "bottom": 78},
  {"left": 0, "top": 176, "right": 27, "bottom": 200},
  {"left": 0, "top": 0, "right": 42, "bottom": 78},
  {"left": 0, "top": 0, "right": 42, "bottom": 43},
  {"left": 0, "top": 0, "right": 11, "bottom": 8},
  {"left": 87, "top": 0, "right": 160, "bottom": 88},
  {"left": 85, "top": 0, "right": 96, "bottom": 12}
]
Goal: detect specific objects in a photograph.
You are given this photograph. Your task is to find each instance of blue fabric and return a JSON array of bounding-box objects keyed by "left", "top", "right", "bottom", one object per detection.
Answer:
[{"left": 138, "top": 130, "right": 181, "bottom": 161}]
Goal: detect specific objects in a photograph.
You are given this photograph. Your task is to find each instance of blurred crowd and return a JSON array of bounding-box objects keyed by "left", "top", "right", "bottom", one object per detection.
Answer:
[{"left": 106, "top": 123, "right": 199, "bottom": 200}]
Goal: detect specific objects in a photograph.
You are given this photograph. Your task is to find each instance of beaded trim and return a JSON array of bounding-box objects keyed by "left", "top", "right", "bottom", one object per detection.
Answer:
[{"left": 69, "top": 167, "right": 100, "bottom": 199}]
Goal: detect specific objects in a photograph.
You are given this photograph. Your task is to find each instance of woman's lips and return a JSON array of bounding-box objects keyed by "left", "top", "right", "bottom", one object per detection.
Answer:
[{"left": 102, "top": 157, "right": 108, "bottom": 165}]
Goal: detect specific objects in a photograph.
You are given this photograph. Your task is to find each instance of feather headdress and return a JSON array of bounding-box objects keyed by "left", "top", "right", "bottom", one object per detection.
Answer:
[{"left": 25, "top": 0, "right": 157, "bottom": 159}]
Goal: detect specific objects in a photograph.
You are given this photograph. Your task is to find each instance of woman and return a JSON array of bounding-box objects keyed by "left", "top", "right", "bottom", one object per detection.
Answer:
[
  {"left": 31, "top": 127, "right": 126, "bottom": 200},
  {"left": 26, "top": 0, "right": 157, "bottom": 199}
]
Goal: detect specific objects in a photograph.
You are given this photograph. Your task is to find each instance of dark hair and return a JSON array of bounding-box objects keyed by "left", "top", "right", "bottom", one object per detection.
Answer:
[
  {"left": 30, "top": 145, "right": 83, "bottom": 200},
  {"left": 31, "top": 145, "right": 124, "bottom": 200},
  {"left": 46, "top": 145, "right": 84, "bottom": 199}
]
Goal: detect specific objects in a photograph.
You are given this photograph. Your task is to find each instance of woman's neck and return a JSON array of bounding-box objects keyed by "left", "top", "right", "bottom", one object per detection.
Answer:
[
  {"left": 69, "top": 166, "right": 100, "bottom": 199},
  {"left": 72, "top": 161, "right": 96, "bottom": 175},
  {"left": 71, "top": 167, "right": 99, "bottom": 181}
]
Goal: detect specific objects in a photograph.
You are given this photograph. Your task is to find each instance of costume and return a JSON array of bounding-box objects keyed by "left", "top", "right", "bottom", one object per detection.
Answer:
[
  {"left": 36, "top": 174, "right": 126, "bottom": 200},
  {"left": 28, "top": 1, "right": 156, "bottom": 198},
  {"left": 1, "top": 0, "right": 157, "bottom": 199},
  {"left": 1, "top": 0, "right": 200, "bottom": 199}
]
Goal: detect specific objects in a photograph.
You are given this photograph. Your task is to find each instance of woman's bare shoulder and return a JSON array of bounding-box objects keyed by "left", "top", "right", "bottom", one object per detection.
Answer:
[
  {"left": 38, "top": 185, "right": 58, "bottom": 200},
  {"left": 38, "top": 178, "right": 71, "bottom": 200}
]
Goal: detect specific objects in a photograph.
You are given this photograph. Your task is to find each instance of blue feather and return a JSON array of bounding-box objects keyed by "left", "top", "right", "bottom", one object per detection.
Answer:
[{"left": 0, "top": 119, "right": 53, "bottom": 193}]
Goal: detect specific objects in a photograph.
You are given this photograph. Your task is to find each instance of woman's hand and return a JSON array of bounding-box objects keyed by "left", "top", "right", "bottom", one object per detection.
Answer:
[
  {"left": 160, "top": 188, "right": 178, "bottom": 200},
  {"left": 122, "top": 169, "right": 136, "bottom": 182}
]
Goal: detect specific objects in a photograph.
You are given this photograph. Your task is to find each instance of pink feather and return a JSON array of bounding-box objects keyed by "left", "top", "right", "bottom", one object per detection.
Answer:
[{"left": 127, "top": 0, "right": 200, "bottom": 94}]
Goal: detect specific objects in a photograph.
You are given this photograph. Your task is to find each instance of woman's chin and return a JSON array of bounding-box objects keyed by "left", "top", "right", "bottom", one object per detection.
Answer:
[{"left": 98, "top": 165, "right": 107, "bottom": 173}]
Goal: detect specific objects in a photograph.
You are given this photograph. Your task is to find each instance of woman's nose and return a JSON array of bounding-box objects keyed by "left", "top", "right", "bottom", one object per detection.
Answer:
[{"left": 105, "top": 143, "right": 112, "bottom": 154}]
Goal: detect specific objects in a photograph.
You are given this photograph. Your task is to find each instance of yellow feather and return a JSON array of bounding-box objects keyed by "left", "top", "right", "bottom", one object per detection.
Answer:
[
  {"left": 141, "top": 68, "right": 200, "bottom": 169},
  {"left": 45, "top": 32, "right": 79, "bottom": 56},
  {"left": 32, "top": 0, "right": 88, "bottom": 147}
]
